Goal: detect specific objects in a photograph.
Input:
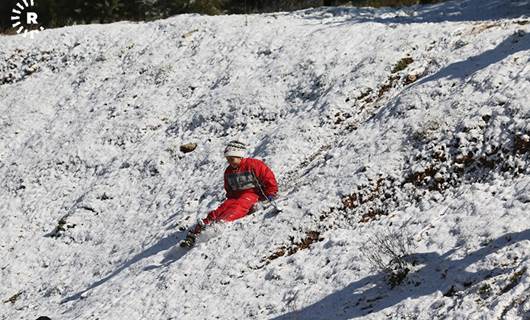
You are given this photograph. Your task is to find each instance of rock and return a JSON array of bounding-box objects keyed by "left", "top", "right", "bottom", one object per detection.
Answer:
[
  {"left": 404, "top": 73, "right": 418, "bottom": 85},
  {"left": 515, "top": 134, "right": 529, "bottom": 153},
  {"left": 453, "top": 39, "right": 468, "bottom": 49},
  {"left": 180, "top": 143, "right": 197, "bottom": 153}
]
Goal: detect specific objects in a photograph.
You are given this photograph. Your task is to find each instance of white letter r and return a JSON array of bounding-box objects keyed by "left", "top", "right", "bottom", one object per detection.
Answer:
[{"left": 27, "top": 12, "right": 38, "bottom": 24}]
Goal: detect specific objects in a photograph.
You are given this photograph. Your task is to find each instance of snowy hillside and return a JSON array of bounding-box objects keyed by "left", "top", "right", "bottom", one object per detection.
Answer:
[{"left": 1, "top": 0, "right": 530, "bottom": 319}]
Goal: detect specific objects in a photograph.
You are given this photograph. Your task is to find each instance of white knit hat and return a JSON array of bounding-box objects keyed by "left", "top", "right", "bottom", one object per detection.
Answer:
[{"left": 224, "top": 140, "right": 246, "bottom": 158}]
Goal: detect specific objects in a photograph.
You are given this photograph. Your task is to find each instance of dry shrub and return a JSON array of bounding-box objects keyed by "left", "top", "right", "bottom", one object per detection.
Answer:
[{"left": 360, "top": 227, "right": 416, "bottom": 287}]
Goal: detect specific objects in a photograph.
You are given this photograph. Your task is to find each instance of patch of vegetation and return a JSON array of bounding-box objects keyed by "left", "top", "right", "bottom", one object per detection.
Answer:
[
  {"left": 318, "top": 171, "right": 409, "bottom": 227},
  {"left": 378, "top": 75, "right": 400, "bottom": 97},
  {"left": 478, "top": 283, "right": 492, "bottom": 298},
  {"left": 339, "top": 175, "right": 398, "bottom": 223},
  {"left": 357, "top": 88, "right": 373, "bottom": 102},
  {"left": 319, "top": 105, "right": 529, "bottom": 232},
  {"left": 515, "top": 19, "right": 530, "bottom": 25},
  {"left": 404, "top": 112, "right": 530, "bottom": 193},
  {"left": 352, "top": 0, "right": 443, "bottom": 8},
  {"left": 3, "top": 291, "right": 22, "bottom": 304},
  {"left": 500, "top": 267, "right": 527, "bottom": 295},
  {"left": 360, "top": 228, "right": 416, "bottom": 288},
  {"left": 263, "top": 231, "right": 324, "bottom": 263},
  {"left": 47, "top": 217, "right": 76, "bottom": 238},
  {"left": 391, "top": 57, "right": 414, "bottom": 74}
]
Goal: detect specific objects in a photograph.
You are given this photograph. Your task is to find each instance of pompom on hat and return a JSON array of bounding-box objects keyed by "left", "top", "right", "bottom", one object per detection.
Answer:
[{"left": 224, "top": 140, "right": 246, "bottom": 158}]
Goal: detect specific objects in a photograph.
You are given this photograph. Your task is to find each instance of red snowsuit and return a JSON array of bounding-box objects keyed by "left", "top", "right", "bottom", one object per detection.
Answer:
[{"left": 203, "top": 158, "right": 278, "bottom": 224}]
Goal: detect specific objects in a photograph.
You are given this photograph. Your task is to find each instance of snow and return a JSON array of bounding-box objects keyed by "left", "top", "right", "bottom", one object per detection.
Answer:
[{"left": 1, "top": 0, "right": 530, "bottom": 319}]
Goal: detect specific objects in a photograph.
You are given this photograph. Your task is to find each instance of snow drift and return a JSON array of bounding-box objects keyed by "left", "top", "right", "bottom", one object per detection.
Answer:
[{"left": 1, "top": 0, "right": 530, "bottom": 319}]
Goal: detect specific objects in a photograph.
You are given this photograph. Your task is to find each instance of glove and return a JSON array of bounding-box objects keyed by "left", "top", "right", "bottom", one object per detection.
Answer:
[{"left": 267, "top": 195, "right": 276, "bottom": 202}]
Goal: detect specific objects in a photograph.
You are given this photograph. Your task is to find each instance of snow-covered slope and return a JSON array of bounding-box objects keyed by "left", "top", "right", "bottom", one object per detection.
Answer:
[{"left": 1, "top": 0, "right": 530, "bottom": 319}]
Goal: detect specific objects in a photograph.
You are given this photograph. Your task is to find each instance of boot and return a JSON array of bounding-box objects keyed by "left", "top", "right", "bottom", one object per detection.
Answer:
[
  {"left": 180, "top": 233, "right": 196, "bottom": 248},
  {"left": 179, "top": 222, "right": 205, "bottom": 248}
]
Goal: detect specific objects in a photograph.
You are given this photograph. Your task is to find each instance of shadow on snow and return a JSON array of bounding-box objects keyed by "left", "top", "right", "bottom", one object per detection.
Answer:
[
  {"left": 414, "top": 31, "right": 530, "bottom": 86},
  {"left": 272, "top": 229, "right": 530, "bottom": 320},
  {"left": 61, "top": 231, "right": 188, "bottom": 304},
  {"left": 369, "top": 31, "right": 529, "bottom": 122}
]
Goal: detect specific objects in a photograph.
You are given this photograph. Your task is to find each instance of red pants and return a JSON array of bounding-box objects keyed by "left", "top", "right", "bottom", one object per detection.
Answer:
[{"left": 205, "top": 193, "right": 259, "bottom": 223}]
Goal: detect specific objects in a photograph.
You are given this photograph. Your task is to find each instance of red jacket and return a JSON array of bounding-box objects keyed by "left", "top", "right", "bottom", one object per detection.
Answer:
[{"left": 224, "top": 158, "right": 278, "bottom": 200}]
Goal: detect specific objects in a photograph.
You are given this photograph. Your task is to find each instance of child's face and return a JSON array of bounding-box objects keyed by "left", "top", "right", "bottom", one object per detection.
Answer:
[{"left": 226, "top": 156, "right": 242, "bottom": 168}]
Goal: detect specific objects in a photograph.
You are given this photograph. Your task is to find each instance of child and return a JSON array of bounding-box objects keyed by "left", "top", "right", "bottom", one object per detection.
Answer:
[{"left": 181, "top": 141, "right": 278, "bottom": 247}]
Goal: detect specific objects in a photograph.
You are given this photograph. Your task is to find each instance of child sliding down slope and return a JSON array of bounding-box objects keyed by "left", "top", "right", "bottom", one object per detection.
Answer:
[{"left": 180, "top": 141, "right": 278, "bottom": 247}]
